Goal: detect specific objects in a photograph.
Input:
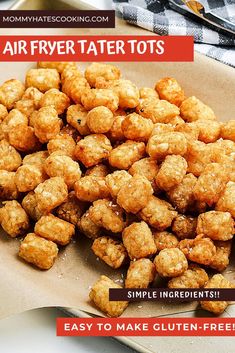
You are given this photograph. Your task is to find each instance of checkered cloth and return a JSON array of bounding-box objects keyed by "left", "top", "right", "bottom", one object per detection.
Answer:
[{"left": 114, "top": 0, "right": 235, "bottom": 67}]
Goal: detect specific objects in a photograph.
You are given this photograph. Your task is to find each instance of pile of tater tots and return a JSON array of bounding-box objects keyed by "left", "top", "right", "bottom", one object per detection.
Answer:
[{"left": 0, "top": 62, "right": 235, "bottom": 317}]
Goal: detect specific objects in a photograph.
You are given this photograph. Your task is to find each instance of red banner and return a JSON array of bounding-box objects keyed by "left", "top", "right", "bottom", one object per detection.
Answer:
[
  {"left": 57, "top": 317, "right": 235, "bottom": 336},
  {"left": 0, "top": 35, "right": 194, "bottom": 62}
]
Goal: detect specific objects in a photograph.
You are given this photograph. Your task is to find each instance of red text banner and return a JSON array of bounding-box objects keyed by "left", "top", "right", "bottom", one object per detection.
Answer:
[
  {"left": 57, "top": 317, "right": 235, "bottom": 336},
  {"left": 0, "top": 35, "right": 194, "bottom": 62}
]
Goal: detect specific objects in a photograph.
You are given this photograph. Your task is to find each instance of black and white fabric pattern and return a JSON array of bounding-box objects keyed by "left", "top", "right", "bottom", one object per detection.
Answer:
[{"left": 114, "top": 0, "right": 235, "bottom": 67}]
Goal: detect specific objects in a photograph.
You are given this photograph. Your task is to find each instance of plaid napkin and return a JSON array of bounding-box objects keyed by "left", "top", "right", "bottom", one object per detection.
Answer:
[{"left": 114, "top": 0, "right": 235, "bottom": 67}]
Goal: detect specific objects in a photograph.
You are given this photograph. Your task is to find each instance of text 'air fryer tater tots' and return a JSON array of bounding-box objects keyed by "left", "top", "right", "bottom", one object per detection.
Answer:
[{"left": 0, "top": 62, "right": 234, "bottom": 317}]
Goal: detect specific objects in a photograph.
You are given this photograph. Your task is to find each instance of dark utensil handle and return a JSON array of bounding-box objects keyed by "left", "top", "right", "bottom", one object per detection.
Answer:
[{"left": 201, "top": 11, "right": 235, "bottom": 35}]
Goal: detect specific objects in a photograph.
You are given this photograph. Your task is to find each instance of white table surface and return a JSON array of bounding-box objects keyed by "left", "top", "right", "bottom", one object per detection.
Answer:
[{"left": 0, "top": 307, "right": 138, "bottom": 353}]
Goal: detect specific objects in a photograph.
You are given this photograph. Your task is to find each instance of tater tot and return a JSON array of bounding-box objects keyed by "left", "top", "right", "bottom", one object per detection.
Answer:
[
  {"left": 60, "top": 124, "right": 79, "bottom": 141},
  {"left": 56, "top": 191, "right": 87, "bottom": 225},
  {"left": 139, "top": 87, "right": 159, "bottom": 99},
  {"left": 85, "top": 164, "right": 109, "bottom": 178},
  {"left": 108, "top": 115, "right": 126, "bottom": 142},
  {"left": 214, "top": 140, "right": 235, "bottom": 158},
  {"left": 89, "top": 199, "right": 125, "bottom": 233},
  {"left": 28, "top": 110, "right": 38, "bottom": 128},
  {"left": 137, "top": 97, "right": 180, "bottom": 123},
  {"left": 172, "top": 215, "right": 197, "bottom": 239},
  {"left": 0, "top": 125, "right": 6, "bottom": 141},
  {"left": 147, "top": 132, "right": 187, "bottom": 160},
  {"left": 22, "top": 191, "right": 43, "bottom": 221},
  {"left": 86, "top": 106, "right": 114, "bottom": 133},
  {"left": 128, "top": 157, "right": 158, "bottom": 179},
  {"left": 117, "top": 175, "right": 153, "bottom": 214},
  {"left": 85, "top": 63, "right": 120, "bottom": 87},
  {"left": 34, "top": 177, "right": 68, "bottom": 213},
  {"left": 0, "top": 170, "right": 19, "bottom": 200},
  {"left": 215, "top": 139, "right": 235, "bottom": 155},
  {"left": 81, "top": 88, "right": 119, "bottom": 112},
  {"left": 66, "top": 104, "right": 91, "bottom": 135},
  {"left": 154, "top": 248, "right": 188, "bottom": 277},
  {"left": 109, "top": 79, "right": 139, "bottom": 109},
  {"left": 186, "top": 141, "right": 213, "bottom": 176},
  {"left": 47, "top": 134, "right": 76, "bottom": 158},
  {"left": 129, "top": 157, "right": 159, "bottom": 191},
  {"left": 0, "top": 200, "right": 29, "bottom": 237},
  {"left": 0, "top": 79, "right": 25, "bottom": 109},
  {"left": 209, "top": 240, "right": 232, "bottom": 272},
  {"left": 196, "top": 211, "right": 234, "bottom": 241},
  {"left": 155, "top": 155, "right": 187, "bottom": 191},
  {"left": 122, "top": 221, "right": 157, "bottom": 260},
  {"left": 0, "top": 103, "right": 8, "bottom": 122},
  {"left": 168, "top": 116, "right": 185, "bottom": 126},
  {"left": 21, "top": 87, "right": 43, "bottom": 108},
  {"left": 220, "top": 120, "right": 235, "bottom": 141},
  {"left": 74, "top": 176, "right": 110, "bottom": 202},
  {"left": 89, "top": 275, "right": 128, "bottom": 317},
  {"left": 8, "top": 125, "right": 40, "bottom": 152},
  {"left": 200, "top": 274, "right": 233, "bottom": 314},
  {"left": 25, "top": 68, "right": 60, "bottom": 92},
  {"left": 34, "top": 106, "right": 61, "bottom": 143},
  {"left": 109, "top": 140, "right": 145, "bottom": 170},
  {"left": 155, "top": 77, "right": 185, "bottom": 106},
  {"left": 205, "top": 139, "right": 231, "bottom": 160},
  {"left": 174, "top": 122, "right": 199, "bottom": 141},
  {"left": 78, "top": 209, "right": 101, "bottom": 239},
  {"left": 195, "top": 120, "right": 221, "bottom": 143},
  {"left": 44, "top": 152, "right": 81, "bottom": 189},
  {"left": 139, "top": 196, "right": 177, "bottom": 230},
  {"left": 186, "top": 140, "right": 225, "bottom": 176},
  {"left": 0, "top": 139, "right": 22, "bottom": 171},
  {"left": 15, "top": 87, "right": 43, "bottom": 117},
  {"left": 154, "top": 231, "right": 179, "bottom": 251},
  {"left": 15, "top": 164, "right": 47, "bottom": 192},
  {"left": 216, "top": 181, "right": 235, "bottom": 217},
  {"left": 92, "top": 236, "right": 128, "bottom": 269},
  {"left": 150, "top": 122, "right": 174, "bottom": 137},
  {"left": 19, "top": 233, "right": 58, "bottom": 270},
  {"left": 23, "top": 150, "right": 48, "bottom": 167},
  {"left": 15, "top": 99, "right": 36, "bottom": 119},
  {"left": 167, "top": 173, "right": 197, "bottom": 213},
  {"left": 35, "top": 214, "right": 75, "bottom": 245},
  {"left": 193, "top": 163, "right": 228, "bottom": 206},
  {"left": 178, "top": 234, "right": 216, "bottom": 265},
  {"left": 62, "top": 76, "right": 89, "bottom": 104},
  {"left": 125, "top": 259, "right": 156, "bottom": 288},
  {"left": 105, "top": 170, "right": 132, "bottom": 198},
  {"left": 168, "top": 264, "right": 208, "bottom": 288},
  {"left": 121, "top": 113, "right": 153, "bottom": 142},
  {"left": 1, "top": 108, "right": 28, "bottom": 139},
  {"left": 180, "top": 96, "right": 216, "bottom": 122},
  {"left": 219, "top": 161, "right": 235, "bottom": 183},
  {"left": 39, "top": 88, "right": 70, "bottom": 115},
  {"left": 74, "top": 134, "right": 112, "bottom": 168},
  {"left": 61, "top": 65, "right": 83, "bottom": 84},
  {"left": 38, "top": 61, "right": 77, "bottom": 73}
]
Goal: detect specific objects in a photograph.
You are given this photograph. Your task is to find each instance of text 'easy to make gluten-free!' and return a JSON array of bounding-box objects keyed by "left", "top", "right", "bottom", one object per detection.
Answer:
[{"left": 57, "top": 318, "right": 235, "bottom": 336}]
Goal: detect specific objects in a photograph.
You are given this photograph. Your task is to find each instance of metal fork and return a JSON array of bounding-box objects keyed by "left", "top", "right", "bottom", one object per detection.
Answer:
[{"left": 169, "top": 0, "right": 235, "bottom": 35}]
